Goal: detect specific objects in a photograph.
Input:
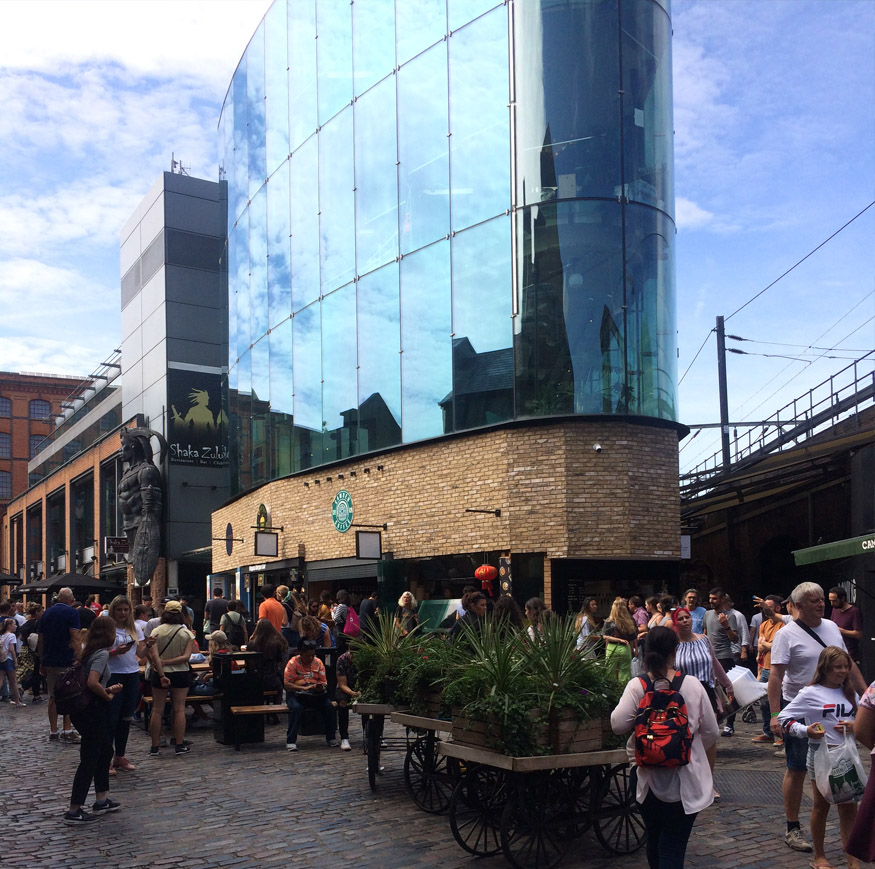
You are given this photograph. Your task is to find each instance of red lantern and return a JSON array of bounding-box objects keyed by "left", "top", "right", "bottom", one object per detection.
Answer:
[{"left": 475, "top": 564, "right": 498, "bottom": 597}]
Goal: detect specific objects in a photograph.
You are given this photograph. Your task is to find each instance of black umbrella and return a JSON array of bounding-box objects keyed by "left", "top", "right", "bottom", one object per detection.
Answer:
[
  {"left": 17, "top": 572, "right": 124, "bottom": 594},
  {"left": 0, "top": 572, "right": 21, "bottom": 584}
]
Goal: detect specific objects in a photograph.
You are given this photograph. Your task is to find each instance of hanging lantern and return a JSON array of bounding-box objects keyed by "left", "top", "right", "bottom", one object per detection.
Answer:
[{"left": 475, "top": 564, "right": 498, "bottom": 596}]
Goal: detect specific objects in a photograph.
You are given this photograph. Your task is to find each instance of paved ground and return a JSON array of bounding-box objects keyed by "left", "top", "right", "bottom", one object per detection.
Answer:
[{"left": 0, "top": 696, "right": 869, "bottom": 869}]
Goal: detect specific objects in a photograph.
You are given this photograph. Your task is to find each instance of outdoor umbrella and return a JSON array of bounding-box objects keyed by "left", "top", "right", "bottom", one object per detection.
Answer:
[
  {"left": 17, "top": 572, "right": 124, "bottom": 595},
  {"left": 0, "top": 572, "right": 20, "bottom": 584}
]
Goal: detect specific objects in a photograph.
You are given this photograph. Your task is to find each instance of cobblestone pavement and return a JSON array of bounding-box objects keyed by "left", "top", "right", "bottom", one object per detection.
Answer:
[{"left": 1, "top": 697, "right": 869, "bottom": 869}]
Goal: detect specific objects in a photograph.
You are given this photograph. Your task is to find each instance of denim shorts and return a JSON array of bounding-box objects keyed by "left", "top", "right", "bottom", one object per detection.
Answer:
[{"left": 806, "top": 740, "right": 822, "bottom": 780}]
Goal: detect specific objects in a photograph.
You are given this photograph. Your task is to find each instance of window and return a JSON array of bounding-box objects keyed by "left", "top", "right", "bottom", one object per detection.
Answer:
[
  {"left": 30, "top": 435, "right": 45, "bottom": 459},
  {"left": 0, "top": 396, "right": 10, "bottom": 417},
  {"left": 29, "top": 399, "right": 52, "bottom": 420},
  {"left": 0, "top": 432, "right": 9, "bottom": 459},
  {"left": 0, "top": 471, "right": 10, "bottom": 499}
]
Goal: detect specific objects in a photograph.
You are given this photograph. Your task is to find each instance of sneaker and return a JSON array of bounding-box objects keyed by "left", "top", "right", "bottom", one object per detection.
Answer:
[
  {"left": 340, "top": 739, "right": 351, "bottom": 751},
  {"left": 169, "top": 739, "right": 192, "bottom": 747},
  {"left": 750, "top": 734, "right": 773, "bottom": 743},
  {"left": 49, "top": 732, "right": 61, "bottom": 742},
  {"left": 773, "top": 738, "right": 784, "bottom": 748},
  {"left": 91, "top": 798, "right": 121, "bottom": 815},
  {"left": 174, "top": 744, "right": 191, "bottom": 755},
  {"left": 327, "top": 739, "right": 341, "bottom": 748},
  {"left": 721, "top": 726, "right": 734, "bottom": 737},
  {"left": 149, "top": 746, "right": 160, "bottom": 757},
  {"left": 32, "top": 696, "right": 45, "bottom": 704},
  {"left": 773, "top": 746, "right": 786, "bottom": 757},
  {"left": 286, "top": 743, "right": 297, "bottom": 752},
  {"left": 113, "top": 756, "right": 136, "bottom": 772},
  {"left": 63, "top": 809, "right": 98, "bottom": 826},
  {"left": 784, "top": 828, "right": 813, "bottom": 852},
  {"left": 14, "top": 701, "right": 27, "bottom": 708},
  {"left": 380, "top": 739, "right": 388, "bottom": 749},
  {"left": 60, "top": 731, "right": 81, "bottom": 744}
]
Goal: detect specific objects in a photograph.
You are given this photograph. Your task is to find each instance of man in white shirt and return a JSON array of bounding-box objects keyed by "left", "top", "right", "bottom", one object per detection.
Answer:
[{"left": 768, "top": 582, "right": 867, "bottom": 853}]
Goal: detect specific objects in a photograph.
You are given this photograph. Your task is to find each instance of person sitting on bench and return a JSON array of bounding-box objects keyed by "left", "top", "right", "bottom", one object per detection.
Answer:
[{"left": 283, "top": 639, "right": 339, "bottom": 752}]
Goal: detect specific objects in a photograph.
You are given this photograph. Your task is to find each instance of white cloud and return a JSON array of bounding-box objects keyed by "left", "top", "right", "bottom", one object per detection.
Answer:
[
  {"left": 675, "top": 197, "right": 713, "bottom": 230},
  {"left": 0, "top": 258, "right": 116, "bottom": 316},
  {"left": 0, "top": 336, "right": 99, "bottom": 378}
]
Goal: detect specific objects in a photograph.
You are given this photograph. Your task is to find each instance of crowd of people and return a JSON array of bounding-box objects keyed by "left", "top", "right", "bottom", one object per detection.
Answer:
[{"left": 1, "top": 579, "right": 872, "bottom": 868}]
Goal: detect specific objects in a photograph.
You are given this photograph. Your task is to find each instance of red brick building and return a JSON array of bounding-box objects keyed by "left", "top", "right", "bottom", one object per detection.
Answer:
[{"left": 0, "top": 372, "right": 82, "bottom": 518}]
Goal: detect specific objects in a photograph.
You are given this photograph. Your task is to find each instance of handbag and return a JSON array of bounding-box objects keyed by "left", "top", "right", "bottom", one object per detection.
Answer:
[{"left": 813, "top": 730, "right": 868, "bottom": 804}]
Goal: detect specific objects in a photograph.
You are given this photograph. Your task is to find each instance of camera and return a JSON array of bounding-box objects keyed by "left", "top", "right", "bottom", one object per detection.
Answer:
[{"left": 593, "top": 443, "right": 602, "bottom": 453}]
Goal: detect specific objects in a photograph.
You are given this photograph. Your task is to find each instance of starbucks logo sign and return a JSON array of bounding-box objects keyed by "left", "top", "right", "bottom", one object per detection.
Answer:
[{"left": 331, "top": 490, "right": 353, "bottom": 533}]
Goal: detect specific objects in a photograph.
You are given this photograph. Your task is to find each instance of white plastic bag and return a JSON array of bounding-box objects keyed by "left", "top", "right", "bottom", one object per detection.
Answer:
[{"left": 813, "top": 730, "right": 868, "bottom": 804}]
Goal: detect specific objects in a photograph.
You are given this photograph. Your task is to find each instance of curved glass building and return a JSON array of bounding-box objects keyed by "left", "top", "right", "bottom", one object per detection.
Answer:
[{"left": 220, "top": 0, "right": 676, "bottom": 495}]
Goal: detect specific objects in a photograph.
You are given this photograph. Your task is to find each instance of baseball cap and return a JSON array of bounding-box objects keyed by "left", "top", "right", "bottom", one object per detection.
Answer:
[{"left": 164, "top": 600, "right": 183, "bottom": 613}]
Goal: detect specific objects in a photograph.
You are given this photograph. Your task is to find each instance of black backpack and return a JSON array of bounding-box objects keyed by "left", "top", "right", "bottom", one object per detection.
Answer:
[
  {"left": 53, "top": 660, "right": 95, "bottom": 716},
  {"left": 225, "top": 613, "right": 246, "bottom": 648}
]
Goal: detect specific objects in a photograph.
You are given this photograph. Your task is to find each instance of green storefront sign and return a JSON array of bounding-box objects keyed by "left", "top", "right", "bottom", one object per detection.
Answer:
[
  {"left": 793, "top": 534, "right": 875, "bottom": 566},
  {"left": 331, "top": 490, "right": 353, "bottom": 533}
]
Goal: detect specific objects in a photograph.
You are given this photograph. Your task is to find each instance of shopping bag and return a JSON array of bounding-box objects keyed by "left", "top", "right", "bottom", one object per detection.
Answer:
[{"left": 813, "top": 730, "right": 868, "bottom": 804}]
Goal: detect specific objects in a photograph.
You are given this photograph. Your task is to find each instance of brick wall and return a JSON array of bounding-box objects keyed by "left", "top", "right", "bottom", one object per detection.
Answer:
[{"left": 211, "top": 419, "right": 681, "bottom": 574}]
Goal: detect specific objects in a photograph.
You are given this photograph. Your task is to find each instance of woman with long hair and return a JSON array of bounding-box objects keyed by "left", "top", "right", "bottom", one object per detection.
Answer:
[
  {"left": 63, "top": 616, "right": 124, "bottom": 824},
  {"left": 447, "top": 591, "right": 488, "bottom": 644},
  {"left": 602, "top": 597, "right": 638, "bottom": 682},
  {"left": 493, "top": 595, "right": 525, "bottom": 635},
  {"left": 105, "top": 596, "right": 145, "bottom": 774},
  {"left": 524, "top": 598, "right": 549, "bottom": 641},
  {"left": 301, "top": 614, "right": 333, "bottom": 649},
  {"left": 611, "top": 626, "right": 718, "bottom": 868},
  {"left": 147, "top": 601, "right": 197, "bottom": 757},
  {"left": 0, "top": 618, "right": 24, "bottom": 706},
  {"left": 575, "top": 597, "right": 603, "bottom": 653},
  {"left": 394, "top": 591, "right": 419, "bottom": 637},
  {"left": 645, "top": 596, "right": 662, "bottom": 630},
  {"left": 779, "top": 647, "right": 861, "bottom": 869}
]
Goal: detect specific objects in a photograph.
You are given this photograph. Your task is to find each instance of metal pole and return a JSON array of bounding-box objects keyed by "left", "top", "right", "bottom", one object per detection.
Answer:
[{"left": 716, "top": 315, "right": 731, "bottom": 471}]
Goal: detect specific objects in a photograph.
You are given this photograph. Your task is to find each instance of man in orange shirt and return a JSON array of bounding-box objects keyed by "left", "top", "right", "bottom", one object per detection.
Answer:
[
  {"left": 258, "top": 584, "right": 286, "bottom": 634},
  {"left": 751, "top": 595, "right": 787, "bottom": 745}
]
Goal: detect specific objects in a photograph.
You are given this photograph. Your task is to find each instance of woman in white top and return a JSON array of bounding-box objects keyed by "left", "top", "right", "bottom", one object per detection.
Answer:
[
  {"left": 611, "top": 626, "right": 719, "bottom": 869},
  {"left": 574, "top": 597, "right": 602, "bottom": 653},
  {"left": 778, "top": 646, "right": 860, "bottom": 869},
  {"left": 105, "top": 596, "right": 146, "bottom": 774}
]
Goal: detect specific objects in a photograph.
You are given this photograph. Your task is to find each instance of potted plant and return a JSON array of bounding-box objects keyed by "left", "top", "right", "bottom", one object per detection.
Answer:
[{"left": 348, "top": 611, "right": 421, "bottom": 707}]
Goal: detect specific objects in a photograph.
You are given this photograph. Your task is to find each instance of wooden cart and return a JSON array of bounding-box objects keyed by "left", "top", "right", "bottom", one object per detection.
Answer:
[
  {"left": 352, "top": 702, "right": 409, "bottom": 791},
  {"left": 438, "top": 741, "right": 646, "bottom": 869},
  {"left": 390, "top": 711, "right": 457, "bottom": 814}
]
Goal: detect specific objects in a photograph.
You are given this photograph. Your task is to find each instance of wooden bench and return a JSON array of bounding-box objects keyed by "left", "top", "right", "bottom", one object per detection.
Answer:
[
  {"left": 227, "top": 698, "right": 338, "bottom": 750},
  {"left": 141, "top": 694, "right": 222, "bottom": 729}
]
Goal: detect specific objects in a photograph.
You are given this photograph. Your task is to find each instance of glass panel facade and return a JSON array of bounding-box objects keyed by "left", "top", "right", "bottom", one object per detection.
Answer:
[{"left": 220, "top": 0, "right": 676, "bottom": 494}]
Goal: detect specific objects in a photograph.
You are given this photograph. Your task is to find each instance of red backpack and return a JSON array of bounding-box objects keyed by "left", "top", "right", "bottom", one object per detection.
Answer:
[{"left": 633, "top": 671, "right": 692, "bottom": 768}]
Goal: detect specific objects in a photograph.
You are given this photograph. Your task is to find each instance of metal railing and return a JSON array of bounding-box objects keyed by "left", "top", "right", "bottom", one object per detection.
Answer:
[{"left": 681, "top": 351, "right": 875, "bottom": 500}]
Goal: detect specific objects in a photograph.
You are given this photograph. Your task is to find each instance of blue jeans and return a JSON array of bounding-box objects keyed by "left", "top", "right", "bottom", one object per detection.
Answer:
[
  {"left": 285, "top": 691, "right": 336, "bottom": 744},
  {"left": 638, "top": 791, "right": 698, "bottom": 869},
  {"left": 758, "top": 668, "right": 771, "bottom": 736}
]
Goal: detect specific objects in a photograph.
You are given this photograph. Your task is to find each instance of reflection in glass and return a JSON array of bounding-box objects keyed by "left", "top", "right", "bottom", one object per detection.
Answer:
[
  {"left": 449, "top": 218, "right": 513, "bottom": 431},
  {"left": 288, "top": 0, "right": 317, "bottom": 152},
  {"left": 246, "top": 23, "right": 266, "bottom": 199},
  {"left": 233, "top": 213, "right": 250, "bottom": 366},
  {"left": 292, "top": 303, "right": 322, "bottom": 469},
  {"left": 226, "top": 235, "right": 238, "bottom": 384},
  {"left": 449, "top": 0, "right": 501, "bottom": 31},
  {"left": 355, "top": 79, "right": 398, "bottom": 276},
  {"left": 400, "top": 242, "right": 452, "bottom": 442},
  {"left": 357, "top": 263, "right": 401, "bottom": 453},
  {"left": 264, "top": 0, "right": 290, "bottom": 174},
  {"left": 398, "top": 45, "right": 449, "bottom": 254},
  {"left": 514, "top": 0, "right": 621, "bottom": 207},
  {"left": 316, "top": 0, "right": 353, "bottom": 124},
  {"left": 231, "top": 62, "right": 249, "bottom": 223},
  {"left": 248, "top": 186, "right": 268, "bottom": 346},
  {"left": 267, "top": 160, "right": 291, "bottom": 329},
  {"left": 235, "top": 349, "right": 252, "bottom": 492},
  {"left": 449, "top": 8, "right": 510, "bottom": 229},
  {"left": 321, "top": 286, "right": 358, "bottom": 462},
  {"left": 319, "top": 110, "right": 355, "bottom": 292},
  {"left": 353, "top": 0, "right": 395, "bottom": 96},
  {"left": 396, "top": 0, "right": 446, "bottom": 66},
  {"left": 250, "top": 335, "right": 271, "bottom": 486},
  {"left": 290, "top": 136, "right": 320, "bottom": 311},
  {"left": 269, "top": 319, "right": 294, "bottom": 478}
]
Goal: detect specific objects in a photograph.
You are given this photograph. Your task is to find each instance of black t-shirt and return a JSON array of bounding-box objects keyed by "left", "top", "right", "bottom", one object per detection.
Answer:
[
  {"left": 77, "top": 607, "right": 97, "bottom": 629},
  {"left": 205, "top": 598, "right": 229, "bottom": 630},
  {"left": 359, "top": 598, "right": 378, "bottom": 635}
]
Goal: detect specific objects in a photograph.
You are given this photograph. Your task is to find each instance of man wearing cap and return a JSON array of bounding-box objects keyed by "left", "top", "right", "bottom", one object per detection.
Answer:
[
  {"left": 283, "top": 639, "right": 339, "bottom": 751},
  {"left": 768, "top": 581, "right": 867, "bottom": 853}
]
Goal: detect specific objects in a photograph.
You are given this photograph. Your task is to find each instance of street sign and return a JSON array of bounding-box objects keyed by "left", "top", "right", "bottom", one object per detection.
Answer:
[{"left": 105, "top": 536, "right": 129, "bottom": 556}]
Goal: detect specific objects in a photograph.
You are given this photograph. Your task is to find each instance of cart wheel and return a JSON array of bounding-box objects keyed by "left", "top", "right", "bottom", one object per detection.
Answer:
[
  {"left": 593, "top": 764, "right": 646, "bottom": 855},
  {"left": 500, "top": 771, "right": 572, "bottom": 869},
  {"left": 365, "top": 717, "right": 381, "bottom": 791},
  {"left": 555, "top": 767, "right": 593, "bottom": 837},
  {"left": 742, "top": 704, "right": 757, "bottom": 724},
  {"left": 403, "top": 735, "right": 456, "bottom": 813},
  {"left": 449, "top": 765, "right": 507, "bottom": 856}
]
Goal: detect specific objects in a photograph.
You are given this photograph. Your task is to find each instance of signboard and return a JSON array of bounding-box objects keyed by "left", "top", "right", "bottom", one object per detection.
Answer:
[
  {"left": 793, "top": 534, "right": 875, "bottom": 566},
  {"left": 254, "top": 531, "right": 278, "bottom": 557},
  {"left": 105, "top": 536, "right": 129, "bottom": 556},
  {"left": 331, "top": 490, "right": 353, "bottom": 533},
  {"left": 680, "top": 535, "right": 691, "bottom": 560},
  {"left": 167, "top": 369, "right": 228, "bottom": 467},
  {"left": 356, "top": 530, "right": 381, "bottom": 559}
]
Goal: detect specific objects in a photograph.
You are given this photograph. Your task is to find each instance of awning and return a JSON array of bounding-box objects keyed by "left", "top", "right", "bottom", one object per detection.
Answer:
[{"left": 793, "top": 534, "right": 875, "bottom": 566}]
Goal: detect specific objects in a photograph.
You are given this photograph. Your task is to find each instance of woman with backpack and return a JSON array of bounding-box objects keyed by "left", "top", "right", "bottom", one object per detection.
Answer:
[
  {"left": 62, "top": 616, "right": 124, "bottom": 824},
  {"left": 611, "top": 625, "right": 719, "bottom": 868}
]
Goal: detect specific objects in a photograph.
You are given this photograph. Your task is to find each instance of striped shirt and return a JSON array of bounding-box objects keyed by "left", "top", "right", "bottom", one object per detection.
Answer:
[{"left": 675, "top": 635, "right": 715, "bottom": 686}]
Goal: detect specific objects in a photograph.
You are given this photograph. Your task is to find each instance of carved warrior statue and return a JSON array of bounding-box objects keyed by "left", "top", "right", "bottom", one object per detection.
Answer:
[{"left": 118, "top": 428, "right": 167, "bottom": 586}]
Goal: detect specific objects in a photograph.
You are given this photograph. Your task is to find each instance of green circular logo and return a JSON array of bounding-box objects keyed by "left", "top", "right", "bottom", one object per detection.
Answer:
[{"left": 331, "top": 490, "right": 353, "bottom": 533}]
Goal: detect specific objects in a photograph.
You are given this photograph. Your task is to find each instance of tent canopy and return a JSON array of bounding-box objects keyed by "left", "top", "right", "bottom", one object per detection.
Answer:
[
  {"left": 17, "top": 572, "right": 124, "bottom": 595},
  {"left": 793, "top": 534, "right": 875, "bottom": 566}
]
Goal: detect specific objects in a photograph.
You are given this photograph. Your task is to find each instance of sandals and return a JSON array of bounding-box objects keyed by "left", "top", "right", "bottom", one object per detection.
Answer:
[{"left": 809, "top": 861, "right": 834, "bottom": 869}]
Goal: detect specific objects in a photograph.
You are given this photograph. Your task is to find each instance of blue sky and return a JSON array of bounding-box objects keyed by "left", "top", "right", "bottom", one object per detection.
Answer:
[{"left": 0, "top": 0, "right": 872, "bottom": 474}]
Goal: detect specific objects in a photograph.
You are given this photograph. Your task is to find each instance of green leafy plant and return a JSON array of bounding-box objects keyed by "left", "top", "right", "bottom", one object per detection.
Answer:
[{"left": 348, "top": 611, "right": 422, "bottom": 706}]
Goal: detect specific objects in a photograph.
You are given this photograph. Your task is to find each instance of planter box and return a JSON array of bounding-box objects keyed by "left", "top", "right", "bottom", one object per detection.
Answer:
[
  {"left": 451, "top": 708, "right": 604, "bottom": 755},
  {"left": 415, "top": 688, "right": 446, "bottom": 719}
]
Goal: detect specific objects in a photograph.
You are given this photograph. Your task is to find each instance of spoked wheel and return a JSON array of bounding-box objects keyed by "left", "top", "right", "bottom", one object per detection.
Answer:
[
  {"left": 552, "top": 767, "right": 593, "bottom": 837},
  {"left": 500, "top": 771, "right": 572, "bottom": 869},
  {"left": 365, "top": 716, "right": 381, "bottom": 791},
  {"left": 592, "top": 764, "right": 646, "bottom": 855},
  {"left": 449, "top": 765, "right": 507, "bottom": 856},
  {"left": 403, "top": 734, "right": 458, "bottom": 813}
]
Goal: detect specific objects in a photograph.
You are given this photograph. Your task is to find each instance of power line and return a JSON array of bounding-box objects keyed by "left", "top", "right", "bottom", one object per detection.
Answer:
[
  {"left": 727, "top": 348, "right": 866, "bottom": 362},
  {"left": 724, "top": 200, "right": 875, "bottom": 322},
  {"left": 726, "top": 335, "right": 871, "bottom": 353},
  {"left": 678, "top": 328, "right": 714, "bottom": 385}
]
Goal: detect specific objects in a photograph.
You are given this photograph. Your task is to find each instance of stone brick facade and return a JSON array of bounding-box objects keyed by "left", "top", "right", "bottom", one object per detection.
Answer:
[{"left": 211, "top": 419, "right": 681, "bottom": 601}]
